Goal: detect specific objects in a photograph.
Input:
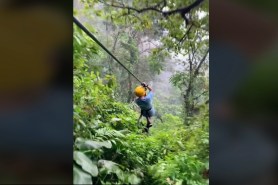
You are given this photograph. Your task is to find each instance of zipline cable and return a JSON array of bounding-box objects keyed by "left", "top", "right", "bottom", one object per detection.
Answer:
[{"left": 73, "top": 16, "right": 143, "bottom": 84}]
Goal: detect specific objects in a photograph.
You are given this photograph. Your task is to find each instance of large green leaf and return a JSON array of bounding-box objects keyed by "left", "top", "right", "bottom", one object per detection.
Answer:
[
  {"left": 128, "top": 174, "right": 141, "bottom": 184},
  {"left": 98, "top": 159, "right": 120, "bottom": 174},
  {"left": 76, "top": 138, "right": 112, "bottom": 150},
  {"left": 74, "top": 151, "right": 98, "bottom": 177},
  {"left": 73, "top": 165, "right": 92, "bottom": 185}
]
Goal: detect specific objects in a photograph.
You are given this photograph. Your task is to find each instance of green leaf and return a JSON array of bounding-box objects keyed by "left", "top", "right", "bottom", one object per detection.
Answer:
[
  {"left": 76, "top": 138, "right": 112, "bottom": 149},
  {"left": 128, "top": 174, "right": 141, "bottom": 184},
  {"left": 74, "top": 151, "right": 98, "bottom": 177},
  {"left": 74, "top": 35, "right": 82, "bottom": 46},
  {"left": 111, "top": 118, "right": 121, "bottom": 122},
  {"left": 99, "top": 140, "right": 112, "bottom": 148},
  {"left": 98, "top": 160, "right": 120, "bottom": 174},
  {"left": 177, "top": 141, "right": 185, "bottom": 150},
  {"left": 176, "top": 179, "right": 183, "bottom": 185},
  {"left": 78, "top": 119, "right": 86, "bottom": 127},
  {"left": 73, "top": 165, "right": 92, "bottom": 185}
]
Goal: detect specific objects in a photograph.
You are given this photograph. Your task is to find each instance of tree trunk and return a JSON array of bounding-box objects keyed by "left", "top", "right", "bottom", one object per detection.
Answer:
[
  {"left": 184, "top": 56, "right": 194, "bottom": 118},
  {"left": 127, "top": 72, "right": 133, "bottom": 103},
  {"left": 183, "top": 49, "right": 208, "bottom": 124},
  {"left": 126, "top": 35, "right": 136, "bottom": 102},
  {"left": 108, "top": 32, "right": 120, "bottom": 74}
]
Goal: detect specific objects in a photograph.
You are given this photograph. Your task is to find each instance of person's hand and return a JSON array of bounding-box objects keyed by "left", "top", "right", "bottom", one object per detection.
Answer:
[{"left": 141, "top": 82, "right": 148, "bottom": 87}]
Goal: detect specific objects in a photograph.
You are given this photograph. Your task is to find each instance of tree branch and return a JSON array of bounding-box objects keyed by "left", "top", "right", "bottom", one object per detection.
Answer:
[
  {"left": 139, "top": 48, "right": 152, "bottom": 55},
  {"left": 193, "top": 90, "right": 208, "bottom": 100},
  {"left": 104, "top": 0, "right": 165, "bottom": 13},
  {"left": 163, "top": 0, "right": 167, "bottom": 7},
  {"left": 110, "top": 3, "right": 162, "bottom": 13},
  {"left": 193, "top": 49, "right": 209, "bottom": 78},
  {"left": 102, "top": 0, "right": 205, "bottom": 21},
  {"left": 139, "top": 40, "right": 161, "bottom": 48},
  {"left": 162, "top": 0, "right": 205, "bottom": 17}
]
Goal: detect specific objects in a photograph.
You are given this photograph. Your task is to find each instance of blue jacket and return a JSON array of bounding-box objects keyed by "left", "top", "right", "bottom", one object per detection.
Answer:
[{"left": 135, "top": 91, "right": 155, "bottom": 117}]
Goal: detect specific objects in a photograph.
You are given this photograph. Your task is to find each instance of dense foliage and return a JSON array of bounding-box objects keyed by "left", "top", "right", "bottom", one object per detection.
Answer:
[
  {"left": 73, "top": 25, "right": 208, "bottom": 185},
  {"left": 74, "top": 0, "right": 208, "bottom": 184}
]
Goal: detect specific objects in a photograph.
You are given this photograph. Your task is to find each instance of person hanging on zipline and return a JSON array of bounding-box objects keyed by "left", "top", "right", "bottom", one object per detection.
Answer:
[{"left": 134, "top": 82, "right": 155, "bottom": 133}]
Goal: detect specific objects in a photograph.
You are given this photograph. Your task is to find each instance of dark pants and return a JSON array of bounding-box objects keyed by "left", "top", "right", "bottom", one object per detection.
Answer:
[{"left": 140, "top": 109, "right": 152, "bottom": 128}]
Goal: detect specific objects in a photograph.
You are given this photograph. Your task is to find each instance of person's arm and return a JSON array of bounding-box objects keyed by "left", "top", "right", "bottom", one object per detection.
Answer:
[
  {"left": 146, "top": 85, "right": 152, "bottom": 92},
  {"left": 141, "top": 82, "right": 153, "bottom": 92}
]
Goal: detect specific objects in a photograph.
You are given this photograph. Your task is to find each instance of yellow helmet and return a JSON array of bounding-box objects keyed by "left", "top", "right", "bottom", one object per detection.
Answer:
[{"left": 134, "top": 86, "right": 146, "bottom": 97}]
